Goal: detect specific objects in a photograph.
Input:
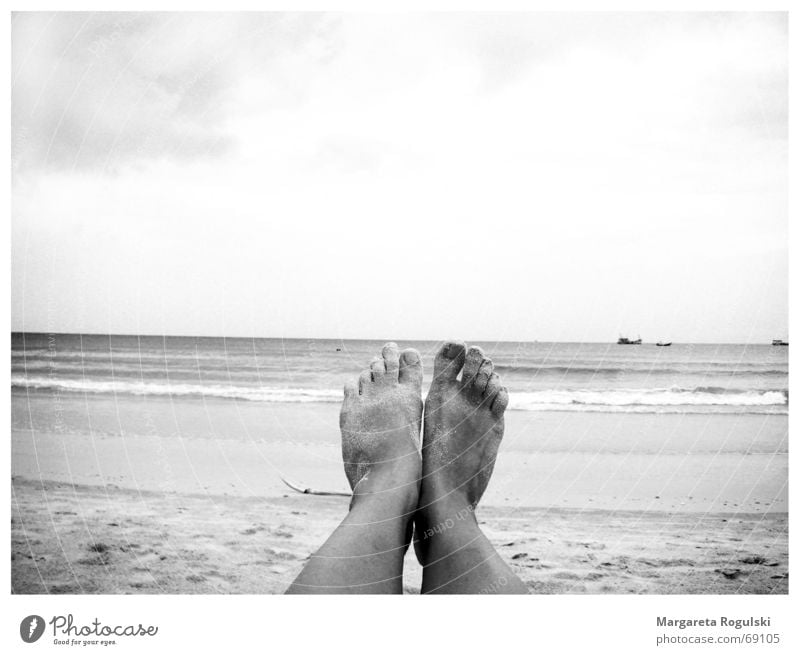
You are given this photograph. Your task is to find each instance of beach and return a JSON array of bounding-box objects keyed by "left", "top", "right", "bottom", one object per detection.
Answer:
[
  {"left": 12, "top": 395, "right": 788, "bottom": 594},
  {"left": 11, "top": 335, "right": 788, "bottom": 594},
  {"left": 11, "top": 476, "right": 787, "bottom": 595}
]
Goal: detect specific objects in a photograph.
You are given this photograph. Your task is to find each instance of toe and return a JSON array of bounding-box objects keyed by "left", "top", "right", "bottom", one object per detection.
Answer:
[
  {"left": 484, "top": 372, "right": 502, "bottom": 402},
  {"left": 491, "top": 387, "right": 509, "bottom": 416},
  {"left": 461, "top": 345, "right": 485, "bottom": 384},
  {"left": 358, "top": 370, "right": 372, "bottom": 395},
  {"left": 473, "top": 358, "right": 494, "bottom": 395},
  {"left": 370, "top": 356, "right": 386, "bottom": 383},
  {"left": 381, "top": 342, "right": 400, "bottom": 380},
  {"left": 432, "top": 341, "right": 466, "bottom": 383},
  {"left": 399, "top": 348, "right": 423, "bottom": 390}
]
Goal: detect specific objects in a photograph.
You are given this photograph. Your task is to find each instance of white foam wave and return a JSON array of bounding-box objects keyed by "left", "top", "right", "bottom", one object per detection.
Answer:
[
  {"left": 509, "top": 387, "right": 787, "bottom": 412},
  {"left": 11, "top": 377, "right": 788, "bottom": 414},
  {"left": 11, "top": 376, "right": 343, "bottom": 403}
]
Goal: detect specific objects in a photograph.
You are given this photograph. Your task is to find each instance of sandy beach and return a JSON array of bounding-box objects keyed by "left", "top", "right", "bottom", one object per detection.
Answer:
[
  {"left": 12, "top": 477, "right": 787, "bottom": 594},
  {"left": 11, "top": 389, "right": 788, "bottom": 594}
]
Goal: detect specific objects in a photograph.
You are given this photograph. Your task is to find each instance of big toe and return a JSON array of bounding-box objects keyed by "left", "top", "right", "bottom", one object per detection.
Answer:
[
  {"left": 432, "top": 340, "right": 466, "bottom": 384},
  {"left": 399, "top": 348, "right": 423, "bottom": 390}
]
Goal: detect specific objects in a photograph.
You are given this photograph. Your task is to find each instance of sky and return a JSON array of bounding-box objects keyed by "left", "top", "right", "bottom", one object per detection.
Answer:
[{"left": 11, "top": 12, "right": 787, "bottom": 343}]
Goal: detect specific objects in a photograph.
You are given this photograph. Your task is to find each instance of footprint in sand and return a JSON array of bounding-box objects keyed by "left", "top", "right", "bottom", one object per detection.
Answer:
[
  {"left": 240, "top": 525, "right": 266, "bottom": 536},
  {"left": 739, "top": 555, "right": 767, "bottom": 565},
  {"left": 271, "top": 526, "right": 294, "bottom": 538}
]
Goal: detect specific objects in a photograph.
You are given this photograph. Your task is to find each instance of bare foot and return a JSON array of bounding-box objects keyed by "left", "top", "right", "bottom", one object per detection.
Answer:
[
  {"left": 413, "top": 341, "right": 525, "bottom": 593},
  {"left": 419, "top": 341, "right": 508, "bottom": 513},
  {"left": 340, "top": 342, "right": 424, "bottom": 511},
  {"left": 285, "top": 343, "right": 424, "bottom": 594}
]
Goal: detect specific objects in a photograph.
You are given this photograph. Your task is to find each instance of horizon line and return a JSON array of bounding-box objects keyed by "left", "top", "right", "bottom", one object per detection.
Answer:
[{"left": 8, "top": 330, "right": 787, "bottom": 346}]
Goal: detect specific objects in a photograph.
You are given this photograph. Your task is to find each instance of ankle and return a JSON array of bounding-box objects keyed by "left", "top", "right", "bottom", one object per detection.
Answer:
[
  {"left": 350, "top": 460, "right": 420, "bottom": 514},
  {"left": 413, "top": 492, "right": 479, "bottom": 565},
  {"left": 417, "top": 484, "right": 476, "bottom": 526}
]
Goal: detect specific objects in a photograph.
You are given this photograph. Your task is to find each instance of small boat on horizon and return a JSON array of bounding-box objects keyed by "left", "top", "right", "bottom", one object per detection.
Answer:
[
  {"left": 656, "top": 341, "right": 672, "bottom": 347},
  {"left": 617, "top": 336, "right": 642, "bottom": 345},
  {"left": 771, "top": 339, "right": 788, "bottom": 346}
]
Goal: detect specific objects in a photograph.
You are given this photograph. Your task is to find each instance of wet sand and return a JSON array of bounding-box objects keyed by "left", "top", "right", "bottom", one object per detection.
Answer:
[{"left": 12, "top": 391, "right": 788, "bottom": 512}]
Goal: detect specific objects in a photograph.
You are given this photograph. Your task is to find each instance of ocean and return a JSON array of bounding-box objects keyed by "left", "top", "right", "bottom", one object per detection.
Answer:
[{"left": 11, "top": 333, "right": 789, "bottom": 416}]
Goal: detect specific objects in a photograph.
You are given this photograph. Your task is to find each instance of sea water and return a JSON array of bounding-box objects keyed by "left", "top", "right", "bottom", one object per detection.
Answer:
[{"left": 11, "top": 333, "right": 788, "bottom": 416}]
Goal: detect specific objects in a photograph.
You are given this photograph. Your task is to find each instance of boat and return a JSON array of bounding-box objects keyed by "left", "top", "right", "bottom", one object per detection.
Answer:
[
  {"left": 617, "top": 336, "right": 642, "bottom": 345},
  {"left": 771, "top": 339, "right": 788, "bottom": 346},
  {"left": 656, "top": 341, "right": 672, "bottom": 347}
]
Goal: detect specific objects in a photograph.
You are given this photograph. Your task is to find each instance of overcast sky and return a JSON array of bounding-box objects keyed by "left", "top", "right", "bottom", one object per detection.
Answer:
[{"left": 11, "top": 12, "right": 787, "bottom": 343}]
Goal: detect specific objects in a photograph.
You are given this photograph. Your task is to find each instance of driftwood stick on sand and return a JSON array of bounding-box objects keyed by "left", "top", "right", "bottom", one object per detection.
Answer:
[{"left": 280, "top": 476, "right": 350, "bottom": 497}]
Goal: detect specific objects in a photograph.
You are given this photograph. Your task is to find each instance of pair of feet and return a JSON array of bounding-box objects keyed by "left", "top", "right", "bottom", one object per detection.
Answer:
[
  {"left": 287, "top": 340, "right": 526, "bottom": 593},
  {"left": 340, "top": 341, "right": 509, "bottom": 576}
]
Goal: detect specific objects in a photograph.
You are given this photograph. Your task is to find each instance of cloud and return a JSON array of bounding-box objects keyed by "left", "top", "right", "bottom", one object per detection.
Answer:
[
  {"left": 10, "top": 12, "right": 788, "bottom": 340},
  {"left": 11, "top": 12, "right": 342, "bottom": 173}
]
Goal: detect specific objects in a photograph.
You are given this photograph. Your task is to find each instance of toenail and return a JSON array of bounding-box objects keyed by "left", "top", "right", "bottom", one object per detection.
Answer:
[{"left": 403, "top": 350, "right": 419, "bottom": 363}]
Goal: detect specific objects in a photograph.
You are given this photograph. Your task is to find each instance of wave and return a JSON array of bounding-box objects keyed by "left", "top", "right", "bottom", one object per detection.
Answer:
[
  {"left": 11, "top": 376, "right": 343, "bottom": 403},
  {"left": 509, "top": 387, "right": 788, "bottom": 413},
  {"left": 11, "top": 349, "right": 259, "bottom": 363},
  {"left": 506, "top": 405, "right": 787, "bottom": 415},
  {"left": 11, "top": 376, "right": 788, "bottom": 414},
  {"left": 15, "top": 358, "right": 787, "bottom": 382},
  {"left": 10, "top": 361, "right": 309, "bottom": 379},
  {"left": 494, "top": 364, "right": 788, "bottom": 376}
]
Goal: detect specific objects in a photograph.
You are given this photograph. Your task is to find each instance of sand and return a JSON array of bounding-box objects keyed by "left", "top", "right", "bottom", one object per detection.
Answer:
[
  {"left": 12, "top": 477, "right": 787, "bottom": 594},
  {"left": 12, "top": 391, "right": 788, "bottom": 512},
  {"left": 11, "top": 391, "right": 788, "bottom": 594}
]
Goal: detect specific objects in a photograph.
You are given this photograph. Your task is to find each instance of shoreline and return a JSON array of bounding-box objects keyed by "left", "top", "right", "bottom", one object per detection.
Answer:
[
  {"left": 12, "top": 423, "right": 787, "bottom": 513},
  {"left": 12, "top": 389, "right": 788, "bottom": 513}
]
